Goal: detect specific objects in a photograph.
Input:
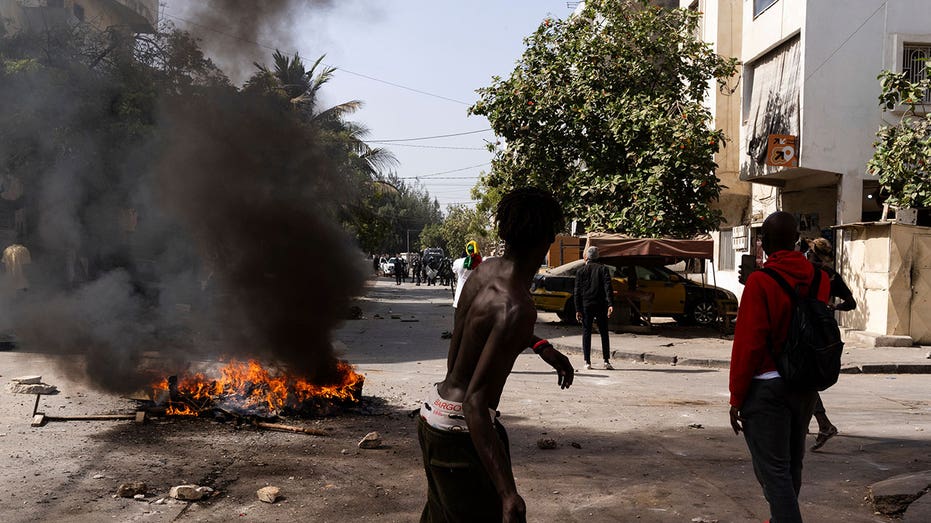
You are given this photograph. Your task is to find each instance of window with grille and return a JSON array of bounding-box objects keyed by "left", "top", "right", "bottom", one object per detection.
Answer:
[
  {"left": 719, "top": 229, "right": 735, "bottom": 270},
  {"left": 904, "top": 44, "right": 931, "bottom": 102}
]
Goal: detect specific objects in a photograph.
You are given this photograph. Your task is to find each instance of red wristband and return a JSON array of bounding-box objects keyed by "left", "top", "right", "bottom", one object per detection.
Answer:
[{"left": 532, "top": 339, "right": 550, "bottom": 353}]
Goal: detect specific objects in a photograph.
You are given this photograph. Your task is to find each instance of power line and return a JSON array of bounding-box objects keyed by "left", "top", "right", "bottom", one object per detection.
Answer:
[
  {"left": 369, "top": 129, "right": 492, "bottom": 142},
  {"left": 412, "top": 176, "right": 482, "bottom": 180},
  {"left": 160, "top": 11, "right": 471, "bottom": 105},
  {"left": 805, "top": 2, "right": 886, "bottom": 83},
  {"left": 369, "top": 142, "right": 486, "bottom": 151},
  {"left": 397, "top": 162, "right": 490, "bottom": 180}
]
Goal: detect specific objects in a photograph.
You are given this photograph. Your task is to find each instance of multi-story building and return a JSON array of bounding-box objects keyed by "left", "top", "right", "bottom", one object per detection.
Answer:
[
  {"left": 0, "top": 0, "right": 157, "bottom": 34},
  {"left": 710, "top": 0, "right": 931, "bottom": 344},
  {"left": 679, "top": 1, "right": 748, "bottom": 295}
]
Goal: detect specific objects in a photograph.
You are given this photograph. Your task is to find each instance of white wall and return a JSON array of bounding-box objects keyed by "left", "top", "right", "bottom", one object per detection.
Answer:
[
  {"left": 802, "top": 1, "right": 931, "bottom": 224},
  {"left": 742, "top": 0, "right": 804, "bottom": 62},
  {"left": 802, "top": 0, "right": 885, "bottom": 224}
]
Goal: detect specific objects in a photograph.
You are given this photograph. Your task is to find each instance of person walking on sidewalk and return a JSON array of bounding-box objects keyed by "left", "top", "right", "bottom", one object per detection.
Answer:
[
  {"left": 805, "top": 237, "right": 857, "bottom": 451},
  {"left": 417, "top": 187, "right": 575, "bottom": 523},
  {"left": 574, "top": 246, "right": 614, "bottom": 370},
  {"left": 729, "top": 211, "right": 831, "bottom": 523}
]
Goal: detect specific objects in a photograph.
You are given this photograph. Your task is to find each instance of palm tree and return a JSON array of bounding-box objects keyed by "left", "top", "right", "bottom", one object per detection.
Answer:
[{"left": 247, "top": 49, "right": 397, "bottom": 178}]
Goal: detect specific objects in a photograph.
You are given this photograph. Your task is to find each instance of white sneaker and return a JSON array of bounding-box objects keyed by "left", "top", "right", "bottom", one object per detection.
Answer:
[
  {"left": 583, "top": 363, "right": 591, "bottom": 370},
  {"left": 604, "top": 361, "right": 614, "bottom": 370}
]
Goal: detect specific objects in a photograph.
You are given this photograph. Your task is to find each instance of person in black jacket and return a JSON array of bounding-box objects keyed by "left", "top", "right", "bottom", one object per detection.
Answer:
[
  {"left": 574, "top": 246, "right": 615, "bottom": 370},
  {"left": 806, "top": 237, "right": 856, "bottom": 451}
]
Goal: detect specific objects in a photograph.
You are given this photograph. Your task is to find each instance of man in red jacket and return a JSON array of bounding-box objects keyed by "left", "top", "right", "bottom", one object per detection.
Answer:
[{"left": 729, "top": 211, "right": 830, "bottom": 523}]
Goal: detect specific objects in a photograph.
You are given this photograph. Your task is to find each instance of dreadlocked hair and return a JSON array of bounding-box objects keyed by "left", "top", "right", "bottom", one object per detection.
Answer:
[{"left": 496, "top": 187, "right": 564, "bottom": 249}]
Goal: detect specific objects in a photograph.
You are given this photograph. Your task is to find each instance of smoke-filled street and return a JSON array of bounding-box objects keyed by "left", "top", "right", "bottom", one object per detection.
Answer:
[
  {"left": 0, "top": 278, "right": 927, "bottom": 522},
  {"left": 4, "top": 1, "right": 931, "bottom": 522}
]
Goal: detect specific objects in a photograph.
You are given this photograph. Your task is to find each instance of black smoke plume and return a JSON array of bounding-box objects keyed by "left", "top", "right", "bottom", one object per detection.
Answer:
[
  {"left": 154, "top": 91, "right": 365, "bottom": 383},
  {"left": 179, "top": 0, "right": 335, "bottom": 82},
  {"left": 0, "top": 19, "right": 366, "bottom": 392}
]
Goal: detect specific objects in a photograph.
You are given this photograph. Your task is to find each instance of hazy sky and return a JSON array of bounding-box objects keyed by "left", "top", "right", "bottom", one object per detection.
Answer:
[{"left": 162, "top": 1, "right": 575, "bottom": 209}]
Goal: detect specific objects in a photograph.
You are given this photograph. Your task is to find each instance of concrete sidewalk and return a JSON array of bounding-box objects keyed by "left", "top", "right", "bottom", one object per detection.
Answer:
[{"left": 535, "top": 313, "right": 931, "bottom": 374}]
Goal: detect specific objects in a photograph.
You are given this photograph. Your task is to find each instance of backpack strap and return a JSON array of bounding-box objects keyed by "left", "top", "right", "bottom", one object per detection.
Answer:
[
  {"left": 808, "top": 265, "right": 823, "bottom": 299},
  {"left": 760, "top": 268, "right": 798, "bottom": 301}
]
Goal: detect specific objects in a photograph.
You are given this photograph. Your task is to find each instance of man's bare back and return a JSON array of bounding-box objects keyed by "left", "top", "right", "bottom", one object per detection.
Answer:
[
  {"left": 417, "top": 188, "right": 572, "bottom": 523},
  {"left": 437, "top": 256, "right": 536, "bottom": 409}
]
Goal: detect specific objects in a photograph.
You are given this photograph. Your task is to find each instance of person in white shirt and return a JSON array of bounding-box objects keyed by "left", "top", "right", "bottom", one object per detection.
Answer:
[
  {"left": 452, "top": 240, "right": 482, "bottom": 308},
  {"left": 2, "top": 243, "right": 31, "bottom": 292}
]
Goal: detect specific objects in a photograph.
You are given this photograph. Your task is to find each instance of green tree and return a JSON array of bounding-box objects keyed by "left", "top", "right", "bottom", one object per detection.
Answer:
[
  {"left": 245, "top": 50, "right": 404, "bottom": 250},
  {"left": 352, "top": 173, "right": 442, "bottom": 254},
  {"left": 418, "top": 205, "right": 493, "bottom": 258},
  {"left": 867, "top": 68, "right": 931, "bottom": 210},
  {"left": 470, "top": 0, "right": 737, "bottom": 238}
]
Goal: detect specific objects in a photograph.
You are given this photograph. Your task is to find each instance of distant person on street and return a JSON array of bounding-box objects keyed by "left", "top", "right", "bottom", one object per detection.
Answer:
[
  {"left": 805, "top": 237, "right": 856, "bottom": 451},
  {"left": 418, "top": 187, "right": 574, "bottom": 523},
  {"left": 412, "top": 254, "right": 423, "bottom": 286},
  {"left": 452, "top": 240, "right": 483, "bottom": 308},
  {"left": 574, "top": 246, "right": 614, "bottom": 370},
  {"left": 395, "top": 254, "right": 405, "bottom": 285},
  {"left": 729, "top": 211, "right": 830, "bottom": 523}
]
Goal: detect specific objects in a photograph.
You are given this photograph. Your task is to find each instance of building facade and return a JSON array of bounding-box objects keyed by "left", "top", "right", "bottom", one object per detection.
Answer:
[
  {"left": 699, "top": 0, "right": 931, "bottom": 343},
  {"left": 0, "top": 0, "right": 157, "bottom": 34}
]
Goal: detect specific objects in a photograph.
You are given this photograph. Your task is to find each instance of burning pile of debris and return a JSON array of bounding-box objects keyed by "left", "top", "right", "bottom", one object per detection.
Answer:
[{"left": 149, "top": 359, "right": 364, "bottom": 420}]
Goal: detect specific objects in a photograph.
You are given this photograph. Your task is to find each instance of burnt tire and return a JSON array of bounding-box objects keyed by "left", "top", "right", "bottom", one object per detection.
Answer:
[{"left": 689, "top": 300, "right": 718, "bottom": 327}]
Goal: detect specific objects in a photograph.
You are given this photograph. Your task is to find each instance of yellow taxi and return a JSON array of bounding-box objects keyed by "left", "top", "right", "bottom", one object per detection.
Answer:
[{"left": 531, "top": 260, "right": 737, "bottom": 327}]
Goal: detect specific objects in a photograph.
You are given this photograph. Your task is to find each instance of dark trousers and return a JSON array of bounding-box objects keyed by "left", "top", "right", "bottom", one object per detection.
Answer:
[
  {"left": 741, "top": 378, "right": 816, "bottom": 523},
  {"left": 418, "top": 417, "right": 510, "bottom": 523},
  {"left": 581, "top": 303, "right": 610, "bottom": 363},
  {"left": 813, "top": 393, "right": 825, "bottom": 416}
]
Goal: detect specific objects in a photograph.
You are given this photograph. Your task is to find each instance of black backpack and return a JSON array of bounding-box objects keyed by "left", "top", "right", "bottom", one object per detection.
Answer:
[{"left": 760, "top": 268, "right": 844, "bottom": 391}]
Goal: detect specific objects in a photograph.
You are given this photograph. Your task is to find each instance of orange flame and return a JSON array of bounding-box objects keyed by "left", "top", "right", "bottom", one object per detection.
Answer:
[{"left": 152, "top": 359, "right": 363, "bottom": 416}]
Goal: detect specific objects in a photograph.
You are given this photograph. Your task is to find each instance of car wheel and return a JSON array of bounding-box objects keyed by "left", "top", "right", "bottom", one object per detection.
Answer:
[
  {"left": 690, "top": 300, "right": 718, "bottom": 327},
  {"left": 557, "top": 300, "right": 578, "bottom": 325}
]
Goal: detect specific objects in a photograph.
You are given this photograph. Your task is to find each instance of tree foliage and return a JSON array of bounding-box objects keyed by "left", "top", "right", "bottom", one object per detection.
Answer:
[
  {"left": 418, "top": 205, "right": 493, "bottom": 258},
  {"left": 470, "top": 0, "right": 738, "bottom": 238},
  {"left": 867, "top": 68, "right": 931, "bottom": 209},
  {"left": 0, "top": 21, "right": 424, "bottom": 259},
  {"left": 349, "top": 174, "right": 441, "bottom": 255}
]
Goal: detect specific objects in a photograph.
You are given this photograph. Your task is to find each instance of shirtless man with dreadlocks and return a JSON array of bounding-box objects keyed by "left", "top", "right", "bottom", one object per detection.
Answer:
[{"left": 418, "top": 187, "right": 575, "bottom": 523}]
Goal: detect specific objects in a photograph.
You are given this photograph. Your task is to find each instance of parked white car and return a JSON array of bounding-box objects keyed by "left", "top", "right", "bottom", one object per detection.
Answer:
[{"left": 379, "top": 257, "right": 397, "bottom": 276}]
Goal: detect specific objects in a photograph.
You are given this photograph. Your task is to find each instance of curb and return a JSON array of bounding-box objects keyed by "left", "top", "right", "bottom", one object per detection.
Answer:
[{"left": 551, "top": 343, "right": 931, "bottom": 374}]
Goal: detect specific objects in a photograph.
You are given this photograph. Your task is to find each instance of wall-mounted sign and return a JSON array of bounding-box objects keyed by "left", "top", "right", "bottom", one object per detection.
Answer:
[{"left": 766, "top": 134, "right": 798, "bottom": 167}]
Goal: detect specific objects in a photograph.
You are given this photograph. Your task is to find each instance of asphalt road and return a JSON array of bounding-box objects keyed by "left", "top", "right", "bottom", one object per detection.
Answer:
[{"left": 0, "top": 277, "right": 928, "bottom": 522}]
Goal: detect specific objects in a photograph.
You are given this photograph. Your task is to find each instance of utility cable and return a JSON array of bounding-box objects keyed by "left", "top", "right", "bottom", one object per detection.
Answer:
[
  {"left": 805, "top": 2, "right": 886, "bottom": 83},
  {"left": 369, "top": 142, "right": 486, "bottom": 150},
  {"left": 397, "top": 162, "right": 490, "bottom": 180},
  {"left": 368, "top": 129, "right": 492, "bottom": 142},
  {"left": 160, "top": 11, "right": 471, "bottom": 105}
]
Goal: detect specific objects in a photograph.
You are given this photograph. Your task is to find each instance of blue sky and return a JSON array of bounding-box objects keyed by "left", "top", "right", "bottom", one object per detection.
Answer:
[{"left": 164, "top": 1, "right": 574, "bottom": 209}]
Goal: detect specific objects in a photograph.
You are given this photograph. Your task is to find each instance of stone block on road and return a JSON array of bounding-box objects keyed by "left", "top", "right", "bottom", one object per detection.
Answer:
[
  {"left": 903, "top": 492, "right": 931, "bottom": 523},
  {"left": 868, "top": 470, "right": 931, "bottom": 515}
]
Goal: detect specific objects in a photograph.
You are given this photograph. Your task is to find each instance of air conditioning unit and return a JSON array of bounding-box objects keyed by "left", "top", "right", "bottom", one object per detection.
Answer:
[{"left": 732, "top": 225, "right": 748, "bottom": 238}]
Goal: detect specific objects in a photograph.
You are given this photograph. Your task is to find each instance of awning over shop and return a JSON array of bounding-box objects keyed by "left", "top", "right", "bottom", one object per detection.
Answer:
[
  {"left": 740, "top": 166, "right": 841, "bottom": 189},
  {"left": 585, "top": 234, "right": 713, "bottom": 260}
]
